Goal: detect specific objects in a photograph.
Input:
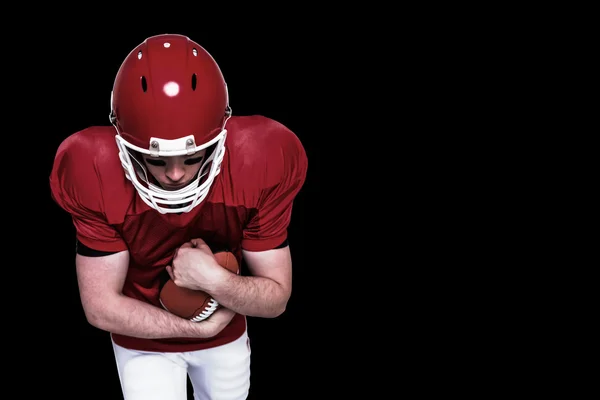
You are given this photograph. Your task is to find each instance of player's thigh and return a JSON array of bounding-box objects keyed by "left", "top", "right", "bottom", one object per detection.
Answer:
[
  {"left": 187, "top": 331, "right": 251, "bottom": 400},
  {"left": 111, "top": 339, "right": 188, "bottom": 400}
]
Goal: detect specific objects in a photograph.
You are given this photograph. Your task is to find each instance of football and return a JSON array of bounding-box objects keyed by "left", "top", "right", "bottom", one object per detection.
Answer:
[{"left": 159, "top": 251, "right": 239, "bottom": 322}]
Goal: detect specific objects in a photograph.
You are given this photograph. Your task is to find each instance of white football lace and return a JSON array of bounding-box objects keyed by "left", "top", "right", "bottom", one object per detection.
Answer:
[
  {"left": 159, "top": 298, "right": 168, "bottom": 311},
  {"left": 190, "top": 298, "right": 219, "bottom": 322}
]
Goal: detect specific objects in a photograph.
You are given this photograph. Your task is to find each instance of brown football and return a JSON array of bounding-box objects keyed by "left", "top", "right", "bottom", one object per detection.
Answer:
[{"left": 159, "top": 251, "right": 239, "bottom": 322}]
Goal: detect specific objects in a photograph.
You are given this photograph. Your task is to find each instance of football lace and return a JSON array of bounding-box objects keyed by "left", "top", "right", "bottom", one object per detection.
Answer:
[{"left": 190, "top": 298, "right": 219, "bottom": 322}]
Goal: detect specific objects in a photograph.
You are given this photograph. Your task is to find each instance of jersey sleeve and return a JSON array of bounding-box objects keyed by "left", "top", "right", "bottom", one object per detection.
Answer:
[
  {"left": 49, "top": 130, "right": 128, "bottom": 253},
  {"left": 241, "top": 124, "right": 308, "bottom": 252}
]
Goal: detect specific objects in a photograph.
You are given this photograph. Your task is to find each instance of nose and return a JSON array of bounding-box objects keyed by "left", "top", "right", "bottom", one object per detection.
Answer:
[{"left": 165, "top": 164, "right": 185, "bottom": 182}]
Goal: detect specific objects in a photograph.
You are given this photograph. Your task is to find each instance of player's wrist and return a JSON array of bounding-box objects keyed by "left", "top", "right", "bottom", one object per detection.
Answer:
[
  {"left": 202, "top": 260, "right": 229, "bottom": 294},
  {"left": 207, "top": 266, "right": 237, "bottom": 301}
]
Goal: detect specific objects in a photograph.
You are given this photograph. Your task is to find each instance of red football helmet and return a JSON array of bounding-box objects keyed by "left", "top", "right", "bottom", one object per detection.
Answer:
[{"left": 109, "top": 34, "right": 231, "bottom": 214}]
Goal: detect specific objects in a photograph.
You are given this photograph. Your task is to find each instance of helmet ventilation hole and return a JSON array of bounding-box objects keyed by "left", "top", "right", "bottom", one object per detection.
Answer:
[
  {"left": 141, "top": 76, "right": 147, "bottom": 92},
  {"left": 191, "top": 73, "right": 197, "bottom": 91}
]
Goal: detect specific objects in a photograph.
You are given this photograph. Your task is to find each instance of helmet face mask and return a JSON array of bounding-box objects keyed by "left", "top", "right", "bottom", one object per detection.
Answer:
[
  {"left": 109, "top": 34, "right": 231, "bottom": 214},
  {"left": 116, "top": 129, "right": 228, "bottom": 214}
]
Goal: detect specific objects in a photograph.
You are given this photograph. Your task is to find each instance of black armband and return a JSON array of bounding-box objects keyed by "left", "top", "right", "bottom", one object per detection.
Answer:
[
  {"left": 76, "top": 239, "right": 118, "bottom": 257},
  {"left": 275, "top": 239, "right": 289, "bottom": 249}
]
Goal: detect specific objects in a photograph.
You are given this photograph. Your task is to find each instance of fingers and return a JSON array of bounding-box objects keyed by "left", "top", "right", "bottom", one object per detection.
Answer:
[
  {"left": 190, "top": 238, "right": 208, "bottom": 248},
  {"left": 177, "top": 239, "right": 206, "bottom": 252}
]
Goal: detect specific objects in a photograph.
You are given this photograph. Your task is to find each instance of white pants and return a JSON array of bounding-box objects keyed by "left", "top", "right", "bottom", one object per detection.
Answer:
[{"left": 111, "top": 331, "right": 251, "bottom": 400}]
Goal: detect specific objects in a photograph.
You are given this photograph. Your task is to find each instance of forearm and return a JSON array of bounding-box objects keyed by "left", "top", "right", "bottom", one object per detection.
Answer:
[
  {"left": 84, "top": 293, "right": 210, "bottom": 339},
  {"left": 210, "top": 274, "right": 288, "bottom": 318}
]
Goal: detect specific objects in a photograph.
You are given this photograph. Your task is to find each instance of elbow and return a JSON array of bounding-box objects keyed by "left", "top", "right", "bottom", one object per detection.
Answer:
[
  {"left": 81, "top": 297, "right": 114, "bottom": 331},
  {"left": 271, "top": 305, "right": 287, "bottom": 318},
  {"left": 270, "top": 292, "right": 290, "bottom": 318},
  {"left": 83, "top": 306, "right": 106, "bottom": 329},
  {"left": 261, "top": 306, "right": 286, "bottom": 319}
]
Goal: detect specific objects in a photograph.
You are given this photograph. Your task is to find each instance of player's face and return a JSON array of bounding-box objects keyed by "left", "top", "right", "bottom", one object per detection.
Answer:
[{"left": 142, "top": 149, "right": 207, "bottom": 190}]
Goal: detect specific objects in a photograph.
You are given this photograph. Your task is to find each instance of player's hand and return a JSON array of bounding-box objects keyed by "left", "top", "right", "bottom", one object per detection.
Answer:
[
  {"left": 195, "top": 307, "right": 237, "bottom": 338},
  {"left": 166, "top": 238, "right": 227, "bottom": 292}
]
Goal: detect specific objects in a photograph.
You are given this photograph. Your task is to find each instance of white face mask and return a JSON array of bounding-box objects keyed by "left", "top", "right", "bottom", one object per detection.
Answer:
[{"left": 114, "top": 124, "right": 229, "bottom": 214}]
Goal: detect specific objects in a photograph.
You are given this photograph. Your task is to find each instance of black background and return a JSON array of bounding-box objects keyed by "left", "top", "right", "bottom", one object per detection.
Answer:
[{"left": 15, "top": 10, "right": 553, "bottom": 398}]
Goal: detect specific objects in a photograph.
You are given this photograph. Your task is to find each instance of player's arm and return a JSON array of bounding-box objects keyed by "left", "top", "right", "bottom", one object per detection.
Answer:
[
  {"left": 209, "top": 243, "right": 292, "bottom": 318},
  {"left": 209, "top": 120, "right": 307, "bottom": 318},
  {"left": 76, "top": 248, "right": 234, "bottom": 339}
]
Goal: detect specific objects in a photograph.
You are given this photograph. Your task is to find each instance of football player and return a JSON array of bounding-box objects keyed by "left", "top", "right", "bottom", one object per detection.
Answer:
[{"left": 49, "top": 33, "right": 308, "bottom": 400}]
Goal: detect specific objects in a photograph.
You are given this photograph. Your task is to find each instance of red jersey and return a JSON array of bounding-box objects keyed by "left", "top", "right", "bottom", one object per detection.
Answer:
[{"left": 49, "top": 115, "right": 308, "bottom": 352}]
